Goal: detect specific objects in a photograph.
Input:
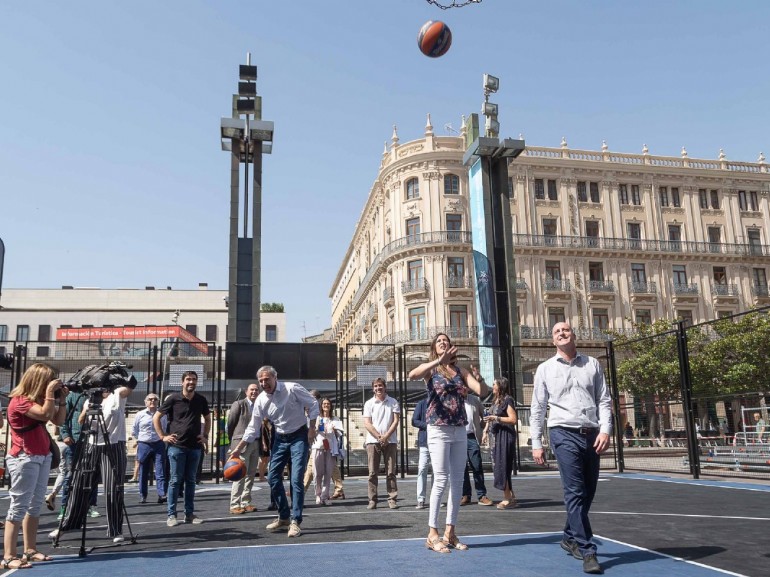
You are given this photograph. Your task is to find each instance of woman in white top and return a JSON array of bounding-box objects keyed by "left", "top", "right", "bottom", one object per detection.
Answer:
[{"left": 312, "top": 398, "right": 343, "bottom": 506}]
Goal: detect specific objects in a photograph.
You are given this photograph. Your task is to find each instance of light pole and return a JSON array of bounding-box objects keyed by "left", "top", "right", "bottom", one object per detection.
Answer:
[
  {"left": 0, "top": 237, "right": 5, "bottom": 309},
  {"left": 220, "top": 53, "right": 274, "bottom": 343},
  {"left": 463, "top": 74, "right": 525, "bottom": 399}
]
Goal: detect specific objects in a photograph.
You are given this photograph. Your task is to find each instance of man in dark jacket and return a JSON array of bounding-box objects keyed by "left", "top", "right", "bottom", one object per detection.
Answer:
[
  {"left": 411, "top": 396, "right": 430, "bottom": 509},
  {"left": 227, "top": 383, "right": 260, "bottom": 514}
]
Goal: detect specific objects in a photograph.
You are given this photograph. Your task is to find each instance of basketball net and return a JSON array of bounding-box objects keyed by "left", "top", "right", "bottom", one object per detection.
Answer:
[{"left": 426, "top": 0, "right": 482, "bottom": 9}]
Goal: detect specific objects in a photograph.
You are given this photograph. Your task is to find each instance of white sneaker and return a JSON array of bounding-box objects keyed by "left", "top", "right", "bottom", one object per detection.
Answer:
[
  {"left": 266, "top": 517, "right": 291, "bottom": 532},
  {"left": 167, "top": 516, "right": 179, "bottom": 527},
  {"left": 49, "top": 528, "right": 60, "bottom": 539},
  {"left": 315, "top": 496, "right": 322, "bottom": 505},
  {"left": 113, "top": 535, "right": 125, "bottom": 543},
  {"left": 88, "top": 507, "right": 101, "bottom": 518},
  {"left": 288, "top": 521, "right": 301, "bottom": 538}
]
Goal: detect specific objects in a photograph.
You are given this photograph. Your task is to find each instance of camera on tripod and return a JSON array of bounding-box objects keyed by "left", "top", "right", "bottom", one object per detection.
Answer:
[
  {"left": 0, "top": 353, "right": 13, "bottom": 371},
  {"left": 65, "top": 361, "right": 138, "bottom": 406}
]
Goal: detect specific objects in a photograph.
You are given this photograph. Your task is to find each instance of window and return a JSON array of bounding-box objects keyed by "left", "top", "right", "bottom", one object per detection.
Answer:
[
  {"left": 738, "top": 190, "right": 747, "bottom": 211},
  {"left": 548, "top": 307, "right": 565, "bottom": 328},
  {"left": 0, "top": 325, "right": 7, "bottom": 340},
  {"left": 635, "top": 309, "right": 652, "bottom": 326},
  {"left": 443, "top": 174, "right": 459, "bottom": 195},
  {"left": 507, "top": 177, "right": 514, "bottom": 199},
  {"left": 698, "top": 189, "right": 708, "bottom": 209},
  {"left": 16, "top": 325, "right": 30, "bottom": 341},
  {"left": 542, "top": 218, "right": 557, "bottom": 240},
  {"left": 406, "top": 217, "right": 420, "bottom": 239},
  {"left": 631, "top": 263, "right": 647, "bottom": 284},
  {"left": 619, "top": 184, "right": 629, "bottom": 205},
  {"left": 577, "top": 181, "right": 587, "bottom": 202},
  {"left": 717, "top": 310, "right": 732, "bottom": 319},
  {"left": 677, "top": 310, "right": 694, "bottom": 326},
  {"left": 738, "top": 190, "right": 757, "bottom": 211},
  {"left": 205, "top": 325, "right": 218, "bottom": 342},
  {"left": 753, "top": 268, "right": 768, "bottom": 289},
  {"left": 447, "top": 257, "right": 465, "bottom": 280},
  {"left": 710, "top": 190, "right": 719, "bottom": 209},
  {"left": 707, "top": 226, "right": 721, "bottom": 252},
  {"left": 38, "top": 325, "right": 51, "bottom": 341},
  {"left": 659, "top": 186, "right": 669, "bottom": 207},
  {"left": 406, "top": 177, "right": 419, "bottom": 200},
  {"left": 36, "top": 346, "right": 50, "bottom": 357},
  {"left": 668, "top": 224, "right": 682, "bottom": 251},
  {"left": 673, "top": 264, "right": 688, "bottom": 285},
  {"left": 750, "top": 191, "right": 759, "bottom": 211},
  {"left": 547, "top": 179, "right": 558, "bottom": 200},
  {"left": 593, "top": 308, "right": 610, "bottom": 330},
  {"left": 588, "top": 262, "right": 604, "bottom": 282},
  {"left": 713, "top": 266, "right": 727, "bottom": 285},
  {"left": 589, "top": 182, "right": 600, "bottom": 203},
  {"left": 408, "top": 259, "right": 423, "bottom": 283},
  {"left": 534, "top": 178, "right": 545, "bottom": 200},
  {"left": 265, "top": 325, "right": 277, "bottom": 342},
  {"left": 585, "top": 220, "right": 600, "bottom": 247},
  {"left": 747, "top": 229, "right": 762, "bottom": 256},
  {"left": 448, "top": 305, "right": 468, "bottom": 338},
  {"left": 671, "top": 187, "right": 681, "bottom": 207},
  {"left": 185, "top": 325, "right": 198, "bottom": 337},
  {"left": 631, "top": 184, "right": 641, "bottom": 206},
  {"left": 545, "top": 260, "right": 561, "bottom": 281},
  {"left": 627, "top": 222, "right": 641, "bottom": 249},
  {"left": 409, "top": 306, "right": 426, "bottom": 340},
  {"left": 446, "top": 214, "right": 462, "bottom": 241}
]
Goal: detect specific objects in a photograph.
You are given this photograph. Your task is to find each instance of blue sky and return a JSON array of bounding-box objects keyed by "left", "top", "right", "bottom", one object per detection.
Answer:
[{"left": 1, "top": 1, "right": 768, "bottom": 341}]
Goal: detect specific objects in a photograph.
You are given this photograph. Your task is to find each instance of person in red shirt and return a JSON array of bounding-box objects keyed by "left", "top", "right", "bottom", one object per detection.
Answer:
[{"left": 3, "top": 363, "right": 67, "bottom": 569}]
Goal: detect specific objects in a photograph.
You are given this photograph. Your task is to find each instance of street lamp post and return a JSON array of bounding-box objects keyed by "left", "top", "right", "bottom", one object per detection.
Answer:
[{"left": 220, "top": 54, "right": 274, "bottom": 343}]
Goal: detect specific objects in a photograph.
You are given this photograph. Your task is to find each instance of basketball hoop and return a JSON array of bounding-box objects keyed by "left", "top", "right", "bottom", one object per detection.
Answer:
[{"left": 426, "top": 0, "right": 482, "bottom": 9}]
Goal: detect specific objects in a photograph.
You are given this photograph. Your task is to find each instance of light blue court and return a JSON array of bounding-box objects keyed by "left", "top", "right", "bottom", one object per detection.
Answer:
[{"left": 28, "top": 532, "right": 745, "bottom": 577}]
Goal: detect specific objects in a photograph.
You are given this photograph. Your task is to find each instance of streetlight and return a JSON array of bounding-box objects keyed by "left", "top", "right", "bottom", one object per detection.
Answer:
[{"left": 220, "top": 54, "right": 274, "bottom": 343}]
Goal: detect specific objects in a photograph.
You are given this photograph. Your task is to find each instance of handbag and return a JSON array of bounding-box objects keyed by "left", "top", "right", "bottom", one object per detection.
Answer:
[{"left": 9, "top": 420, "right": 60, "bottom": 469}]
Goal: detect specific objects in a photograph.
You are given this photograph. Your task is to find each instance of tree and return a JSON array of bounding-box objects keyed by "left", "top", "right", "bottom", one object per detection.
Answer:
[{"left": 260, "top": 302, "right": 284, "bottom": 312}]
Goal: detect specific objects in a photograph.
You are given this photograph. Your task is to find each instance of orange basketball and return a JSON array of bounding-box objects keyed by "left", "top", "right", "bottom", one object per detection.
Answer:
[
  {"left": 223, "top": 458, "right": 246, "bottom": 482},
  {"left": 417, "top": 20, "right": 452, "bottom": 58}
]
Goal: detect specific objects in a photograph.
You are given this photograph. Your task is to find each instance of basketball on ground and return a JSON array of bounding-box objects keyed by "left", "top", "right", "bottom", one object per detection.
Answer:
[
  {"left": 417, "top": 20, "right": 452, "bottom": 58},
  {"left": 223, "top": 458, "right": 246, "bottom": 482}
]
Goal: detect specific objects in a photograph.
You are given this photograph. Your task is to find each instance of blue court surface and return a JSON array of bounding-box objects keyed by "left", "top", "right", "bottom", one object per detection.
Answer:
[{"left": 27, "top": 532, "right": 746, "bottom": 577}]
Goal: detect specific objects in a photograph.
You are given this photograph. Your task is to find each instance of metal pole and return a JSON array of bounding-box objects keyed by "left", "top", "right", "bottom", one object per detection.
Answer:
[
  {"left": 606, "top": 339, "right": 625, "bottom": 472},
  {"left": 675, "top": 320, "right": 700, "bottom": 479}
]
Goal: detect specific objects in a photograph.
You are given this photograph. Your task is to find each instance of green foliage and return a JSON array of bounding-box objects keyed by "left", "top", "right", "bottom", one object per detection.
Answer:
[{"left": 260, "top": 302, "right": 284, "bottom": 312}]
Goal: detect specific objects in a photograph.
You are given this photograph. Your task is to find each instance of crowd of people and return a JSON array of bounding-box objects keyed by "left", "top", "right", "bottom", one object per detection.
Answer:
[{"left": 3, "top": 321, "right": 613, "bottom": 575}]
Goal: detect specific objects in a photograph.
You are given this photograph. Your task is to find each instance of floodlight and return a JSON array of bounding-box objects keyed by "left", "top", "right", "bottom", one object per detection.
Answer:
[
  {"left": 485, "top": 116, "right": 500, "bottom": 137},
  {"left": 238, "top": 82, "right": 257, "bottom": 97},
  {"left": 482, "top": 101, "right": 498, "bottom": 117},
  {"left": 239, "top": 65, "right": 257, "bottom": 81},
  {"left": 483, "top": 74, "right": 499, "bottom": 93}
]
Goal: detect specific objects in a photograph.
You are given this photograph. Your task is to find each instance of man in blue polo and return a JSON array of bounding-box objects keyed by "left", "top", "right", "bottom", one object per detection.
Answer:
[
  {"left": 530, "top": 321, "right": 612, "bottom": 575},
  {"left": 230, "top": 365, "right": 318, "bottom": 538}
]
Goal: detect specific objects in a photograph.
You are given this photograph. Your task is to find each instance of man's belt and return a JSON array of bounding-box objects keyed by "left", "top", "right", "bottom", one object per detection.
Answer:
[{"left": 553, "top": 426, "right": 598, "bottom": 435}]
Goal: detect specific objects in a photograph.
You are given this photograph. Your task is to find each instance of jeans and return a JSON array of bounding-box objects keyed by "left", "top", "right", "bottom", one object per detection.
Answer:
[
  {"left": 268, "top": 426, "right": 309, "bottom": 524},
  {"left": 462, "top": 434, "right": 488, "bottom": 498},
  {"left": 550, "top": 427, "right": 601, "bottom": 556},
  {"left": 137, "top": 440, "right": 167, "bottom": 499},
  {"left": 416, "top": 446, "right": 431, "bottom": 503},
  {"left": 167, "top": 445, "right": 202, "bottom": 518},
  {"left": 6, "top": 453, "right": 51, "bottom": 522},
  {"left": 427, "top": 425, "right": 466, "bottom": 528}
]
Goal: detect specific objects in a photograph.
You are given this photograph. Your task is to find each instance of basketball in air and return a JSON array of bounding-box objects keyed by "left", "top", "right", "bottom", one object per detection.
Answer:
[
  {"left": 417, "top": 20, "right": 452, "bottom": 58},
  {"left": 223, "top": 458, "right": 246, "bottom": 482}
]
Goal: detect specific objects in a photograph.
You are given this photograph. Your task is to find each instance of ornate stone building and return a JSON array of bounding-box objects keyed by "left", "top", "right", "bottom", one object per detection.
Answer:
[{"left": 330, "top": 116, "right": 770, "bottom": 349}]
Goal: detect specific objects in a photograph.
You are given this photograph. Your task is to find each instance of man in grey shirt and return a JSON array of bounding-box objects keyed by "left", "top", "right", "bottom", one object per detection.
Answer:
[{"left": 530, "top": 321, "right": 612, "bottom": 575}]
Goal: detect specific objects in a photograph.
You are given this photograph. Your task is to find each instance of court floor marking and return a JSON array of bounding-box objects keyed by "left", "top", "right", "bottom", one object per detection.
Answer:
[
  {"left": 607, "top": 473, "right": 770, "bottom": 492},
  {"left": 599, "top": 535, "right": 748, "bottom": 577}
]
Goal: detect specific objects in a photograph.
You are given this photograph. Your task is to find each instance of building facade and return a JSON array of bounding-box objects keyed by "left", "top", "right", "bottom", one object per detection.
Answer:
[
  {"left": 0, "top": 285, "right": 287, "bottom": 354},
  {"left": 330, "top": 118, "right": 770, "bottom": 349}
]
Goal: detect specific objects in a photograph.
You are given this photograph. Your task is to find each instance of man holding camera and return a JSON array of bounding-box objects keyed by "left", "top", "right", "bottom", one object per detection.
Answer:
[{"left": 154, "top": 371, "right": 211, "bottom": 527}]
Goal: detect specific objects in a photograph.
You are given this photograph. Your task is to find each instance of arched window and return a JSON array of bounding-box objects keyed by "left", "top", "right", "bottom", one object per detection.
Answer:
[
  {"left": 444, "top": 174, "right": 460, "bottom": 195},
  {"left": 406, "top": 177, "right": 419, "bottom": 200}
]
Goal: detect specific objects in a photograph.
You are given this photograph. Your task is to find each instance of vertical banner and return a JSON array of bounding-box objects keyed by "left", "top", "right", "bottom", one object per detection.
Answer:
[{"left": 468, "top": 159, "right": 498, "bottom": 382}]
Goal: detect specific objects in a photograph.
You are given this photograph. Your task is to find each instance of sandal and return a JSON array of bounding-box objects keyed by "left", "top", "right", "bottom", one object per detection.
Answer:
[
  {"left": 496, "top": 500, "right": 518, "bottom": 509},
  {"left": 1, "top": 557, "right": 33, "bottom": 569},
  {"left": 425, "top": 535, "right": 451, "bottom": 554},
  {"left": 442, "top": 535, "right": 469, "bottom": 550},
  {"left": 22, "top": 549, "right": 53, "bottom": 562}
]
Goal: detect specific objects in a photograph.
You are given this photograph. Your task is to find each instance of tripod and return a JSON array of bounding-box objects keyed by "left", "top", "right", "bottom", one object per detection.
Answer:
[{"left": 50, "top": 391, "right": 138, "bottom": 557}]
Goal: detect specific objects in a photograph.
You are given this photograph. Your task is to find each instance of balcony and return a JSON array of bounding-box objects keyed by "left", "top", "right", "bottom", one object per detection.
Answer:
[
  {"left": 401, "top": 278, "right": 430, "bottom": 300},
  {"left": 711, "top": 283, "right": 739, "bottom": 304},
  {"left": 511, "top": 233, "right": 770, "bottom": 257},
  {"left": 630, "top": 281, "right": 657, "bottom": 303},
  {"left": 446, "top": 275, "right": 473, "bottom": 295},
  {"left": 542, "top": 278, "right": 571, "bottom": 300},
  {"left": 383, "top": 286, "right": 395, "bottom": 308},
  {"left": 368, "top": 302, "right": 377, "bottom": 322},
  {"left": 753, "top": 284, "right": 770, "bottom": 305},
  {"left": 515, "top": 278, "right": 528, "bottom": 299},
  {"left": 673, "top": 283, "right": 699, "bottom": 303},
  {"left": 587, "top": 280, "right": 616, "bottom": 301},
  {"left": 376, "top": 325, "right": 479, "bottom": 346}
]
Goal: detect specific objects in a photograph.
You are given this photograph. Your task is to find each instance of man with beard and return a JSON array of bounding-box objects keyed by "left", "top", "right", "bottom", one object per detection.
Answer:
[{"left": 154, "top": 371, "right": 210, "bottom": 527}]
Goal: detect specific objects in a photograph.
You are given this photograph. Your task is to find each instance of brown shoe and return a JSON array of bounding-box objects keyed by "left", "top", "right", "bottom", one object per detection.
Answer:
[
  {"left": 460, "top": 496, "right": 471, "bottom": 506},
  {"left": 478, "top": 496, "right": 494, "bottom": 506},
  {"left": 242, "top": 505, "right": 257, "bottom": 513},
  {"left": 331, "top": 491, "right": 345, "bottom": 500},
  {"left": 229, "top": 507, "right": 245, "bottom": 515}
]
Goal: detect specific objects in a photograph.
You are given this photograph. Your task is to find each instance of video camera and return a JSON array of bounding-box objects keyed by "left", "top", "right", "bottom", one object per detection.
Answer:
[
  {"left": 65, "top": 361, "right": 138, "bottom": 406},
  {"left": 0, "top": 353, "right": 12, "bottom": 371}
]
